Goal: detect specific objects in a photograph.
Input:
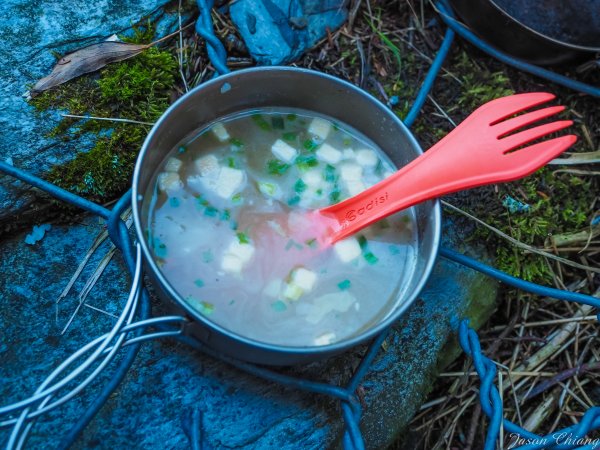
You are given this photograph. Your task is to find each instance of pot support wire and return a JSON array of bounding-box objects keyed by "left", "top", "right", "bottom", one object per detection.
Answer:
[{"left": 0, "top": 0, "right": 598, "bottom": 448}]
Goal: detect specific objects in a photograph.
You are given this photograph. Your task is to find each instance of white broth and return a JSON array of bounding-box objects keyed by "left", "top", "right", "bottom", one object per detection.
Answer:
[{"left": 143, "top": 108, "right": 418, "bottom": 347}]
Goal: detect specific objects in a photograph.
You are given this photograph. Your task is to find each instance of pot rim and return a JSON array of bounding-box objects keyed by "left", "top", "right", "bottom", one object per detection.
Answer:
[
  {"left": 131, "top": 66, "right": 442, "bottom": 358},
  {"left": 488, "top": 0, "right": 600, "bottom": 53}
]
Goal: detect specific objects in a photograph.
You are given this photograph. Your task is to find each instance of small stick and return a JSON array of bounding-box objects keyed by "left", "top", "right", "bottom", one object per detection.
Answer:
[{"left": 60, "top": 114, "right": 154, "bottom": 126}]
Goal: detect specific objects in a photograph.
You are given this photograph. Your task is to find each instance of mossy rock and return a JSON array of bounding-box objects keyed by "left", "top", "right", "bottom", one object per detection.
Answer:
[{"left": 0, "top": 0, "right": 178, "bottom": 228}]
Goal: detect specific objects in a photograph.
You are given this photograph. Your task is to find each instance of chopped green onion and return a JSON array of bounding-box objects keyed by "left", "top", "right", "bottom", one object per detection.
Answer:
[
  {"left": 324, "top": 164, "right": 337, "bottom": 182},
  {"left": 358, "top": 235, "right": 368, "bottom": 249},
  {"left": 282, "top": 131, "right": 297, "bottom": 142},
  {"left": 227, "top": 157, "right": 236, "bottom": 168},
  {"left": 296, "top": 154, "right": 318, "bottom": 171},
  {"left": 204, "top": 206, "right": 218, "bottom": 217},
  {"left": 303, "top": 139, "right": 319, "bottom": 152},
  {"left": 252, "top": 114, "right": 271, "bottom": 131},
  {"left": 342, "top": 137, "right": 352, "bottom": 147},
  {"left": 329, "top": 189, "right": 341, "bottom": 204},
  {"left": 305, "top": 238, "right": 318, "bottom": 248},
  {"left": 286, "top": 113, "right": 297, "bottom": 121},
  {"left": 337, "top": 279, "right": 351, "bottom": 290},
  {"left": 315, "top": 188, "right": 323, "bottom": 196},
  {"left": 271, "top": 116, "right": 284, "bottom": 129},
  {"left": 284, "top": 239, "right": 303, "bottom": 250},
  {"left": 169, "top": 197, "right": 180, "bottom": 208},
  {"left": 194, "top": 279, "right": 205, "bottom": 287},
  {"left": 294, "top": 179, "right": 307, "bottom": 194},
  {"left": 267, "top": 159, "right": 290, "bottom": 176},
  {"left": 287, "top": 195, "right": 300, "bottom": 206},
  {"left": 178, "top": 145, "right": 187, "bottom": 153},
  {"left": 153, "top": 239, "right": 168, "bottom": 258},
  {"left": 231, "top": 193, "right": 244, "bottom": 205},
  {"left": 258, "top": 182, "right": 277, "bottom": 196},
  {"left": 230, "top": 137, "right": 244, "bottom": 149},
  {"left": 220, "top": 209, "right": 231, "bottom": 221},
  {"left": 364, "top": 251, "right": 379, "bottom": 265},
  {"left": 198, "top": 301, "right": 215, "bottom": 315},
  {"left": 333, "top": 122, "right": 340, "bottom": 131},
  {"left": 236, "top": 231, "right": 250, "bottom": 244},
  {"left": 271, "top": 300, "right": 287, "bottom": 312}
]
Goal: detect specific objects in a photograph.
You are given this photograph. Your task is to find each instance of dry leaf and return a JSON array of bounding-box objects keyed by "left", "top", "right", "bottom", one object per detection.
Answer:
[{"left": 29, "top": 41, "right": 149, "bottom": 96}]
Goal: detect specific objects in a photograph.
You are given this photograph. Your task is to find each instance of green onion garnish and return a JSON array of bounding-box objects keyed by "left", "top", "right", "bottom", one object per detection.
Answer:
[
  {"left": 194, "top": 279, "right": 204, "bottom": 287},
  {"left": 294, "top": 179, "right": 307, "bottom": 194},
  {"left": 252, "top": 114, "right": 271, "bottom": 131},
  {"left": 236, "top": 231, "right": 250, "bottom": 244},
  {"left": 303, "top": 139, "right": 319, "bottom": 152},
  {"left": 267, "top": 159, "right": 290, "bottom": 176},
  {"left": 296, "top": 154, "right": 318, "bottom": 171},
  {"left": 271, "top": 300, "right": 287, "bottom": 312},
  {"left": 337, "top": 279, "right": 351, "bottom": 290},
  {"left": 204, "top": 206, "right": 218, "bottom": 217},
  {"left": 282, "top": 131, "right": 297, "bottom": 142},
  {"left": 271, "top": 116, "right": 284, "bottom": 129},
  {"left": 364, "top": 252, "right": 379, "bottom": 265}
]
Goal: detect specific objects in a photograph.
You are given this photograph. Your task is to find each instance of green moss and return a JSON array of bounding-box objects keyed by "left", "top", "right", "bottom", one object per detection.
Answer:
[
  {"left": 29, "top": 23, "right": 178, "bottom": 203},
  {"left": 452, "top": 51, "right": 514, "bottom": 110},
  {"left": 468, "top": 168, "right": 593, "bottom": 283}
]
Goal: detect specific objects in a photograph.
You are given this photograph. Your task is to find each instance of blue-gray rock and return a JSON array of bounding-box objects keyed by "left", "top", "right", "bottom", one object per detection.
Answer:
[
  {"left": 0, "top": 216, "right": 496, "bottom": 448},
  {"left": 229, "top": 0, "right": 348, "bottom": 65},
  {"left": 0, "top": 0, "right": 178, "bottom": 221}
]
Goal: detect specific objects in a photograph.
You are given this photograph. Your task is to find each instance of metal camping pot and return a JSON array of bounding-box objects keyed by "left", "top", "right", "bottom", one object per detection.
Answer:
[
  {"left": 131, "top": 67, "right": 441, "bottom": 365},
  {"left": 449, "top": 0, "right": 600, "bottom": 66}
]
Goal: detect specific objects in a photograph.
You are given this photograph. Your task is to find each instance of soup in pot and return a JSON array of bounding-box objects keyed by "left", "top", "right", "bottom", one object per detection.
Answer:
[{"left": 143, "top": 108, "right": 418, "bottom": 347}]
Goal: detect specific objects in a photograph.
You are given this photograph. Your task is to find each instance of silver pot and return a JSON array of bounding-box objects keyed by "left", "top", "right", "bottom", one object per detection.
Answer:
[{"left": 132, "top": 67, "right": 441, "bottom": 365}]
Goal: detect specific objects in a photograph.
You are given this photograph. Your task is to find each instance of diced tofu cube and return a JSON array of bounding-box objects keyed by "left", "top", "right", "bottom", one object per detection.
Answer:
[
  {"left": 316, "top": 143, "right": 342, "bottom": 164},
  {"left": 302, "top": 169, "right": 324, "bottom": 189},
  {"left": 290, "top": 267, "right": 317, "bottom": 292},
  {"left": 221, "top": 237, "right": 255, "bottom": 274},
  {"left": 283, "top": 283, "right": 304, "bottom": 301},
  {"left": 211, "top": 122, "right": 230, "bottom": 142},
  {"left": 157, "top": 172, "right": 183, "bottom": 193},
  {"left": 263, "top": 279, "right": 282, "bottom": 298},
  {"left": 308, "top": 117, "right": 332, "bottom": 140},
  {"left": 342, "top": 149, "right": 356, "bottom": 160},
  {"left": 314, "top": 332, "right": 336, "bottom": 346},
  {"left": 194, "top": 154, "right": 220, "bottom": 177},
  {"left": 334, "top": 238, "right": 362, "bottom": 262},
  {"left": 215, "top": 166, "right": 244, "bottom": 199},
  {"left": 271, "top": 139, "right": 298, "bottom": 163},
  {"left": 227, "top": 240, "right": 255, "bottom": 263},
  {"left": 345, "top": 179, "right": 366, "bottom": 196},
  {"left": 221, "top": 254, "right": 243, "bottom": 274},
  {"left": 355, "top": 149, "right": 378, "bottom": 168},
  {"left": 165, "top": 157, "right": 182, "bottom": 173},
  {"left": 340, "top": 163, "right": 363, "bottom": 181}
]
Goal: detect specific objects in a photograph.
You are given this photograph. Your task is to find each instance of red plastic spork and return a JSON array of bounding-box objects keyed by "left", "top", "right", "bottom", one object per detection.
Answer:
[{"left": 315, "top": 92, "right": 577, "bottom": 244}]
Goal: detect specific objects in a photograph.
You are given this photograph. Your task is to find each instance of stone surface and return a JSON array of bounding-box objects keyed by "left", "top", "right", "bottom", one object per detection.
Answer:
[
  {"left": 0, "top": 0, "right": 176, "bottom": 221},
  {"left": 0, "top": 216, "right": 497, "bottom": 449},
  {"left": 229, "top": 0, "right": 347, "bottom": 65}
]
